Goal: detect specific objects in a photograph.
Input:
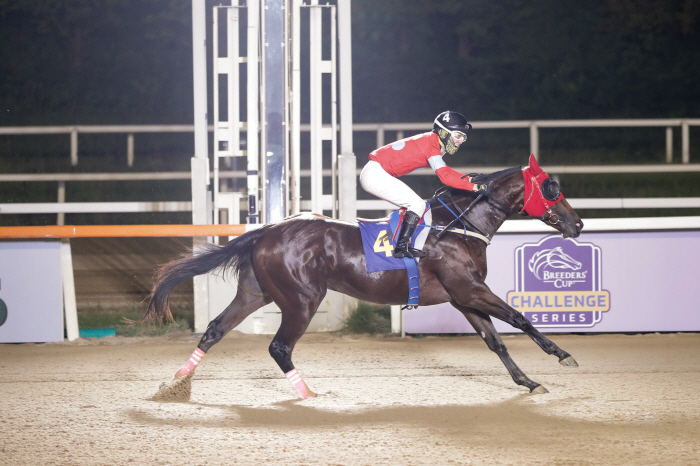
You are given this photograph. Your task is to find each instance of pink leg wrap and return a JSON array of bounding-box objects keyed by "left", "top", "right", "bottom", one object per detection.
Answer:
[
  {"left": 285, "top": 368, "right": 316, "bottom": 399},
  {"left": 175, "top": 347, "right": 205, "bottom": 379}
]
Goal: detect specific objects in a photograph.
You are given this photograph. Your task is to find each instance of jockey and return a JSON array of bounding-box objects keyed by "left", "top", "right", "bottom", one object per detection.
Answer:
[{"left": 360, "top": 111, "right": 488, "bottom": 259}]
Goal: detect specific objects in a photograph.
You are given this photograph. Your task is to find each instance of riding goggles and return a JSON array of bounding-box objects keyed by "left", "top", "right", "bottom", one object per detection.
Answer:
[{"left": 433, "top": 119, "right": 468, "bottom": 143}]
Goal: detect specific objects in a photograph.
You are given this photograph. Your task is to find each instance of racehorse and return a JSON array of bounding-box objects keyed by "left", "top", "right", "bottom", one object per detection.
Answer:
[{"left": 146, "top": 154, "right": 583, "bottom": 400}]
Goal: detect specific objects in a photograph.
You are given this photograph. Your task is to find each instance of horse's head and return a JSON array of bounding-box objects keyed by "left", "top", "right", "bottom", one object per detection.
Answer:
[
  {"left": 519, "top": 154, "right": 583, "bottom": 238},
  {"left": 430, "top": 156, "right": 583, "bottom": 239}
]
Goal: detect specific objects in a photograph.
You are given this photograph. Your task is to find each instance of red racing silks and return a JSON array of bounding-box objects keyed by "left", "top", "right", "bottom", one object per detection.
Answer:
[
  {"left": 520, "top": 154, "right": 564, "bottom": 217},
  {"left": 435, "top": 166, "right": 477, "bottom": 191}
]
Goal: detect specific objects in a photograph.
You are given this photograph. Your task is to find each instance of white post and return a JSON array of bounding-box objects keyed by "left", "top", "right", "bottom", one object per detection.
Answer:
[
  {"left": 212, "top": 7, "right": 220, "bottom": 224},
  {"left": 60, "top": 240, "right": 79, "bottom": 341},
  {"left": 70, "top": 128, "right": 78, "bottom": 166},
  {"left": 337, "top": 0, "right": 357, "bottom": 323},
  {"left": 290, "top": 0, "right": 301, "bottom": 214},
  {"left": 330, "top": 5, "right": 338, "bottom": 218},
  {"left": 391, "top": 305, "right": 401, "bottom": 334},
  {"left": 309, "top": 0, "right": 323, "bottom": 214},
  {"left": 127, "top": 133, "right": 134, "bottom": 167},
  {"left": 530, "top": 122, "right": 539, "bottom": 161},
  {"left": 337, "top": 0, "right": 355, "bottom": 223},
  {"left": 247, "top": 0, "right": 260, "bottom": 223},
  {"left": 666, "top": 127, "right": 673, "bottom": 163},
  {"left": 682, "top": 120, "right": 690, "bottom": 164},
  {"left": 57, "top": 181, "right": 65, "bottom": 226},
  {"left": 192, "top": 0, "right": 210, "bottom": 333},
  {"left": 376, "top": 125, "right": 384, "bottom": 148}
]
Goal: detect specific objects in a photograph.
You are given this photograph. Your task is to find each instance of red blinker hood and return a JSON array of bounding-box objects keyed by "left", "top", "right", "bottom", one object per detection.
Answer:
[
  {"left": 520, "top": 154, "right": 564, "bottom": 217},
  {"left": 527, "top": 153, "right": 544, "bottom": 175}
]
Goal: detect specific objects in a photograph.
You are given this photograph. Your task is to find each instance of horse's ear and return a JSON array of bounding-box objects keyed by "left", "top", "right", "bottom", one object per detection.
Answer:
[{"left": 528, "top": 153, "right": 544, "bottom": 175}]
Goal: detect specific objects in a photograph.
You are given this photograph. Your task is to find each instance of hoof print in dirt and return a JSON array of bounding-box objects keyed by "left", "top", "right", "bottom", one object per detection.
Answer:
[{"left": 149, "top": 373, "right": 193, "bottom": 402}]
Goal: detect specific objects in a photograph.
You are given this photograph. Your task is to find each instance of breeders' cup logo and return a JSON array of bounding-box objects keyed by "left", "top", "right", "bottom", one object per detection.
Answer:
[
  {"left": 506, "top": 236, "right": 610, "bottom": 328},
  {"left": 528, "top": 247, "right": 586, "bottom": 286}
]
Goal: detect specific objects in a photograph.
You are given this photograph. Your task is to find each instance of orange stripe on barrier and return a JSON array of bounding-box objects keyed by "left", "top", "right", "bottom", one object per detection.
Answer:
[{"left": 0, "top": 224, "right": 249, "bottom": 239}]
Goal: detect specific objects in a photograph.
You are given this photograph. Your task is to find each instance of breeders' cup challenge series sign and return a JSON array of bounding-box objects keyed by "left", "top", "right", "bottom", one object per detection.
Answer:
[{"left": 507, "top": 236, "right": 610, "bottom": 329}]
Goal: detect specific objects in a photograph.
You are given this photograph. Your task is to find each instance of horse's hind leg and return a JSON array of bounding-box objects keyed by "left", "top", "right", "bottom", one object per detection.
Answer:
[
  {"left": 454, "top": 303, "right": 548, "bottom": 394},
  {"left": 173, "top": 265, "right": 271, "bottom": 381},
  {"left": 262, "top": 281, "right": 326, "bottom": 399},
  {"left": 269, "top": 313, "right": 319, "bottom": 399}
]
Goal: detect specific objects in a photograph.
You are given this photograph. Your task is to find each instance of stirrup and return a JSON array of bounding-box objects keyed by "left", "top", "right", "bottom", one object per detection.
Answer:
[{"left": 394, "top": 246, "right": 426, "bottom": 259}]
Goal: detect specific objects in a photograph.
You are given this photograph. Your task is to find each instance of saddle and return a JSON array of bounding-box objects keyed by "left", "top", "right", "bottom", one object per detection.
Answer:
[{"left": 357, "top": 205, "right": 432, "bottom": 308}]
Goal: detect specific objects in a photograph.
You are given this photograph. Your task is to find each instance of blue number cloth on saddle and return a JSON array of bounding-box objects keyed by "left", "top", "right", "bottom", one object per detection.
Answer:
[{"left": 357, "top": 204, "right": 431, "bottom": 307}]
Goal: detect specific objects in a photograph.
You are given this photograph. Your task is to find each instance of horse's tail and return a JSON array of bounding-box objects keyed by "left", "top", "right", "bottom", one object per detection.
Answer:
[{"left": 142, "top": 226, "right": 267, "bottom": 323}]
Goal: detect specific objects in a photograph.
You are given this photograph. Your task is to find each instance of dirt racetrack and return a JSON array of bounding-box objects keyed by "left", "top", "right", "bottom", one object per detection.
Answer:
[{"left": 1, "top": 332, "right": 699, "bottom": 465}]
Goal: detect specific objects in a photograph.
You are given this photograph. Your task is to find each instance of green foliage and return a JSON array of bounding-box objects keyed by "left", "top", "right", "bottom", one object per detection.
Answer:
[
  {"left": 78, "top": 306, "right": 193, "bottom": 337},
  {"left": 344, "top": 301, "right": 392, "bottom": 334}
]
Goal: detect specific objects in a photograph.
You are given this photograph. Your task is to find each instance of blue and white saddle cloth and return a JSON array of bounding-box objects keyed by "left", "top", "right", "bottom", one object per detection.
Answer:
[{"left": 357, "top": 203, "right": 433, "bottom": 307}]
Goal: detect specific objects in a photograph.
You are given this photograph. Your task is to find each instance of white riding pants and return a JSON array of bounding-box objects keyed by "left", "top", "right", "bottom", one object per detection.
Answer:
[{"left": 359, "top": 160, "right": 426, "bottom": 216}]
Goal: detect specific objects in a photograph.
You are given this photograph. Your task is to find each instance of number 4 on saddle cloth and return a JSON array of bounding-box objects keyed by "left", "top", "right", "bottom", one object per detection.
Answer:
[{"left": 357, "top": 203, "right": 432, "bottom": 308}]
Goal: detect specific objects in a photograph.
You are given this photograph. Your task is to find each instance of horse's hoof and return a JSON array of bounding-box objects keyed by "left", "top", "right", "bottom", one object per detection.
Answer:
[
  {"left": 150, "top": 373, "right": 192, "bottom": 402},
  {"left": 530, "top": 385, "right": 549, "bottom": 394},
  {"left": 559, "top": 355, "right": 579, "bottom": 367}
]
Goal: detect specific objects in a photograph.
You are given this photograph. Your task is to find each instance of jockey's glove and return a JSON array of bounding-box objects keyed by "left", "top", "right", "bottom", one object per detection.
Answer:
[{"left": 473, "top": 183, "right": 492, "bottom": 196}]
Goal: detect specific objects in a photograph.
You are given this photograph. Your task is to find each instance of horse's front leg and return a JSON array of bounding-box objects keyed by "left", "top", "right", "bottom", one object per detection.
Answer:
[
  {"left": 448, "top": 280, "right": 578, "bottom": 367},
  {"left": 453, "top": 303, "right": 548, "bottom": 394}
]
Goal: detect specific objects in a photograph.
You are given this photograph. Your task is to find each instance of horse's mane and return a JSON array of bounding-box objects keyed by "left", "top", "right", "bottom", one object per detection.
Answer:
[
  {"left": 430, "top": 165, "right": 522, "bottom": 200},
  {"left": 470, "top": 166, "right": 522, "bottom": 184}
]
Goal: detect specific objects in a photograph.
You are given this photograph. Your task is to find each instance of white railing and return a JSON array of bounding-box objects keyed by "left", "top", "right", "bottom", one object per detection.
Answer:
[
  {"left": 1, "top": 119, "right": 699, "bottom": 219},
  {"left": 3, "top": 199, "right": 700, "bottom": 216},
  {"left": 1, "top": 119, "right": 699, "bottom": 165},
  {"left": 359, "top": 118, "right": 700, "bottom": 163}
]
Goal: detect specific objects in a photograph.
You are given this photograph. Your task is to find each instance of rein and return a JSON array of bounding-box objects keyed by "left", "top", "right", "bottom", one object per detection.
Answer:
[
  {"left": 431, "top": 169, "right": 519, "bottom": 244},
  {"left": 430, "top": 195, "right": 493, "bottom": 245},
  {"left": 435, "top": 195, "right": 487, "bottom": 240},
  {"left": 430, "top": 161, "right": 565, "bottom": 244}
]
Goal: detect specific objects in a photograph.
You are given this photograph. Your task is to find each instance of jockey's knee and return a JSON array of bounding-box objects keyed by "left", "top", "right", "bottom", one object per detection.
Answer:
[{"left": 407, "top": 201, "right": 426, "bottom": 217}]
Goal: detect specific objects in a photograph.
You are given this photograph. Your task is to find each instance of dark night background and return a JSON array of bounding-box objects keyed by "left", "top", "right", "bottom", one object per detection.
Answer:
[{"left": 1, "top": 0, "right": 700, "bottom": 225}]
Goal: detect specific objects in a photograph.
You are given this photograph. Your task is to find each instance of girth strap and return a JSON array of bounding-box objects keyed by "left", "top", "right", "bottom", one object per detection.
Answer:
[{"left": 428, "top": 225, "right": 491, "bottom": 245}]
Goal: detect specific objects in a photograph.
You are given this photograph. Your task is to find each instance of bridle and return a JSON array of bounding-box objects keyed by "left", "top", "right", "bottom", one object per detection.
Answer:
[
  {"left": 431, "top": 160, "right": 566, "bottom": 241},
  {"left": 431, "top": 169, "right": 519, "bottom": 242}
]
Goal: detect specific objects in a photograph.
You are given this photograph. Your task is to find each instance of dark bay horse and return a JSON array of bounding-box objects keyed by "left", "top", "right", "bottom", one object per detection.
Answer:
[{"left": 147, "top": 155, "right": 583, "bottom": 400}]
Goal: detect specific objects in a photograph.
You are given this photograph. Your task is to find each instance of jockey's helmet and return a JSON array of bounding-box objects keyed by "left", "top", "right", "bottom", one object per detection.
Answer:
[{"left": 433, "top": 111, "right": 472, "bottom": 155}]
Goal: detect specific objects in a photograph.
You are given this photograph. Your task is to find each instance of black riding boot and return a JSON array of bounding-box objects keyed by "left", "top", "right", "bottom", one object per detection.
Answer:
[{"left": 393, "top": 211, "right": 426, "bottom": 259}]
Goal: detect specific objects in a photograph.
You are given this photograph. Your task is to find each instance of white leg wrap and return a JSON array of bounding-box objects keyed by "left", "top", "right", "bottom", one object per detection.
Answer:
[
  {"left": 285, "top": 368, "right": 316, "bottom": 399},
  {"left": 175, "top": 347, "right": 205, "bottom": 379}
]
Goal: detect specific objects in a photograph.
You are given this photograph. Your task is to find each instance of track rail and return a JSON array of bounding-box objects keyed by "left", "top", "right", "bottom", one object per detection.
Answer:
[{"left": 0, "top": 224, "right": 251, "bottom": 239}]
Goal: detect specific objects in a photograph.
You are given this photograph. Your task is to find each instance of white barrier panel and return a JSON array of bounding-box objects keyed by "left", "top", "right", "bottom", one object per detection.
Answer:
[
  {"left": 404, "top": 230, "right": 700, "bottom": 333},
  {"left": 0, "top": 241, "right": 63, "bottom": 343}
]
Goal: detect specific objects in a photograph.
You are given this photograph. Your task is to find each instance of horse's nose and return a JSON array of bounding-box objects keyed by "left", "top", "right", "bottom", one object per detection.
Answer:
[{"left": 575, "top": 220, "right": 584, "bottom": 236}]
